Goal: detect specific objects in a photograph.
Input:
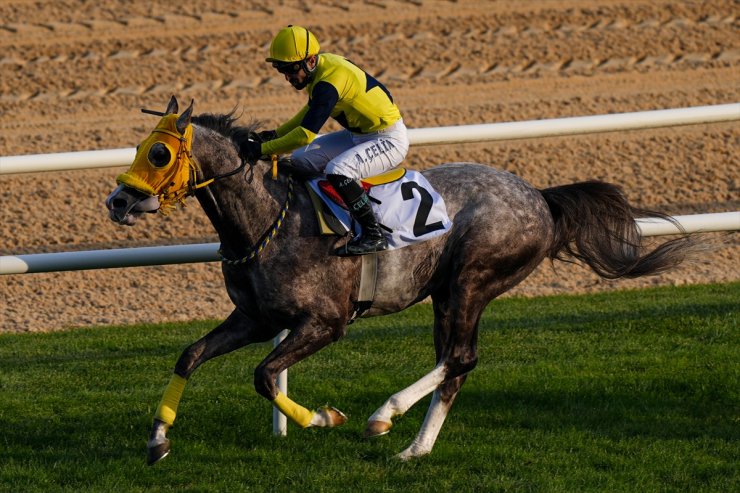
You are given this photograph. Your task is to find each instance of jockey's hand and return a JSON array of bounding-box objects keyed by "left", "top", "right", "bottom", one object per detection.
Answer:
[
  {"left": 239, "top": 139, "right": 263, "bottom": 162},
  {"left": 258, "top": 130, "right": 278, "bottom": 143}
]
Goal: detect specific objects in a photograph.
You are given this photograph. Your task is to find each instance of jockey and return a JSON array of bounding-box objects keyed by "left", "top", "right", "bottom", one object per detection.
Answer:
[{"left": 241, "top": 25, "right": 409, "bottom": 256}]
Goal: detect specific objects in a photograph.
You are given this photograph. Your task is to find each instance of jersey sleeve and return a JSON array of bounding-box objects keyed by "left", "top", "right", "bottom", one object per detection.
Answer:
[
  {"left": 262, "top": 106, "right": 314, "bottom": 156},
  {"left": 261, "top": 126, "right": 317, "bottom": 156},
  {"left": 301, "top": 81, "right": 339, "bottom": 134},
  {"left": 260, "top": 81, "right": 340, "bottom": 156},
  {"left": 276, "top": 106, "right": 309, "bottom": 137}
]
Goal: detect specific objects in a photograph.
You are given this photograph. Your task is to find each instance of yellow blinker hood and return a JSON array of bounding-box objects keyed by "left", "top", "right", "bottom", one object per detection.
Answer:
[{"left": 116, "top": 113, "right": 195, "bottom": 214}]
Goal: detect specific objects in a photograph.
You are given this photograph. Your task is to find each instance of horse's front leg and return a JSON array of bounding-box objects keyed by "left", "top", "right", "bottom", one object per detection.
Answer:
[
  {"left": 147, "top": 309, "right": 274, "bottom": 465},
  {"left": 254, "top": 318, "right": 348, "bottom": 429}
]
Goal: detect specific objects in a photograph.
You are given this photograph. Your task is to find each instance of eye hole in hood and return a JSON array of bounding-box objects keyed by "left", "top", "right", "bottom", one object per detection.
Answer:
[{"left": 148, "top": 142, "right": 172, "bottom": 168}]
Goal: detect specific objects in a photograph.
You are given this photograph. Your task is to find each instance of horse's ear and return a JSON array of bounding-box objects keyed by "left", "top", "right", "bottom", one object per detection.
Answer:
[
  {"left": 176, "top": 100, "right": 194, "bottom": 134},
  {"left": 165, "top": 95, "right": 178, "bottom": 115}
]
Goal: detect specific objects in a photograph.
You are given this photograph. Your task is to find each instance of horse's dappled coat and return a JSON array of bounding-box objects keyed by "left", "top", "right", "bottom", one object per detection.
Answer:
[{"left": 106, "top": 96, "right": 694, "bottom": 464}]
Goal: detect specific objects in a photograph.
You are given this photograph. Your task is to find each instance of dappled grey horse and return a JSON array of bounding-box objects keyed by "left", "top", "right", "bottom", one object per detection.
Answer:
[{"left": 107, "top": 96, "right": 692, "bottom": 464}]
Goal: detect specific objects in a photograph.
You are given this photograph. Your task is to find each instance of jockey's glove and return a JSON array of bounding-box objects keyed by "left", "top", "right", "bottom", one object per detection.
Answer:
[
  {"left": 239, "top": 138, "right": 263, "bottom": 162},
  {"left": 258, "top": 130, "right": 278, "bottom": 143}
]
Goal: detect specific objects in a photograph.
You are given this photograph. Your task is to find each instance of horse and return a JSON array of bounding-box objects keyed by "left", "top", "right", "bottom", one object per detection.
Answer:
[{"left": 106, "top": 96, "right": 693, "bottom": 464}]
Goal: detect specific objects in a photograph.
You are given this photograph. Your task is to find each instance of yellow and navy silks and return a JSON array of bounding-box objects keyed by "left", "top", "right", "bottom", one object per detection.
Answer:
[
  {"left": 116, "top": 113, "right": 195, "bottom": 214},
  {"left": 262, "top": 53, "right": 402, "bottom": 156}
]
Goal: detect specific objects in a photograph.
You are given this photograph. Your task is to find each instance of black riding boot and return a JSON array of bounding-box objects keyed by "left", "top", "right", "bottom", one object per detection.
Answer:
[{"left": 328, "top": 174, "right": 388, "bottom": 256}]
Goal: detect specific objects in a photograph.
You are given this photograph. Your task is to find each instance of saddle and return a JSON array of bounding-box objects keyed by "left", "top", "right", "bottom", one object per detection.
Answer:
[
  {"left": 304, "top": 167, "right": 453, "bottom": 250},
  {"left": 306, "top": 168, "right": 407, "bottom": 236},
  {"left": 304, "top": 168, "right": 409, "bottom": 323},
  {"left": 318, "top": 168, "right": 406, "bottom": 210}
]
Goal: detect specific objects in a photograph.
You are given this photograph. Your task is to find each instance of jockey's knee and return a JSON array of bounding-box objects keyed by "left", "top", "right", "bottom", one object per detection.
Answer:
[
  {"left": 289, "top": 149, "right": 326, "bottom": 175},
  {"left": 289, "top": 152, "right": 313, "bottom": 172}
]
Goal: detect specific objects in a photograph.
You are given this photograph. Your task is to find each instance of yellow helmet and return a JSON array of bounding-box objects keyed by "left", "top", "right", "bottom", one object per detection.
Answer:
[{"left": 266, "top": 25, "right": 320, "bottom": 63}]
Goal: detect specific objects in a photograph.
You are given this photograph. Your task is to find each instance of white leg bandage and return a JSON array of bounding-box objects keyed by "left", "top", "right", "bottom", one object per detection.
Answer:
[
  {"left": 369, "top": 364, "right": 446, "bottom": 424},
  {"left": 397, "top": 390, "right": 454, "bottom": 460}
]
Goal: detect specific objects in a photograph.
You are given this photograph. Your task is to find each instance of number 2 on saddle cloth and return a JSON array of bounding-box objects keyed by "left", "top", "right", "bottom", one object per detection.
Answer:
[{"left": 306, "top": 168, "right": 453, "bottom": 250}]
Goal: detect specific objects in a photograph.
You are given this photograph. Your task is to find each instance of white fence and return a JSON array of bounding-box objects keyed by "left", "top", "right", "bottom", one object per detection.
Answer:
[
  {"left": 1, "top": 103, "right": 739, "bottom": 174},
  {"left": 1, "top": 103, "right": 738, "bottom": 275},
  {"left": 1, "top": 211, "right": 738, "bottom": 275}
]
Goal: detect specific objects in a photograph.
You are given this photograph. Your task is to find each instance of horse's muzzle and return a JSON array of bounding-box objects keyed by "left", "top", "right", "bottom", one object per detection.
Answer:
[{"left": 106, "top": 184, "right": 160, "bottom": 225}]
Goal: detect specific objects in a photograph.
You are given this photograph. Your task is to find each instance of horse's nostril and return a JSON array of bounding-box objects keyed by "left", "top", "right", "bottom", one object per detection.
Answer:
[{"left": 112, "top": 198, "right": 129, "bottom": 209}]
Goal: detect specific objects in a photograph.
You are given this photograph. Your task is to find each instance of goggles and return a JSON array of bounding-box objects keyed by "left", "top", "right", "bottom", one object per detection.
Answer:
[{"left": 272, "top": 61, "right": 303, "bottom": 75}]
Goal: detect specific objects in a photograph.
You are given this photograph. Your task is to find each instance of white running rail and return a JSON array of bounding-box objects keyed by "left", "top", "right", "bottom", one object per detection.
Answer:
[
  {"left": 1, "top": 212, "right": 737, "bottom": 275},
  {"left": 1, "top": 103, "right": 738, "bottom": 175}
]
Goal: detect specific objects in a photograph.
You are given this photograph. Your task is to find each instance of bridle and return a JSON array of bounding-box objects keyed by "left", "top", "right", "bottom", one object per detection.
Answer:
[
  {"left": 139, "top": 108, "right": 294, "bottom": 265},
  {"left": 140, "top": 107, "right": 251, "bottom": 196}
]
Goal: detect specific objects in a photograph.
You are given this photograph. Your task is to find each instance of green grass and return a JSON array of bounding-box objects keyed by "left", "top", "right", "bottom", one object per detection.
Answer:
[{"left": 0, "top": 283, "right": 737, "bottom": 492}]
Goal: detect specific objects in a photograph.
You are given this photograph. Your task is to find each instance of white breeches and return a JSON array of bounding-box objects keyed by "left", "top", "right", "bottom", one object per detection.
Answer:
[{"left": 291, "top": 119, "right": 409, "bottom": 179}]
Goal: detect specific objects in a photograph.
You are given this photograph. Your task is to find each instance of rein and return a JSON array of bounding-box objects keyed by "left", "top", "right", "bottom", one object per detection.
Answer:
[
  {"left": 218, "top": 173, "right": 294, "bottom": 265},
  {"left": 194, "top": 149, "right": 291, "bottom": 266},
  {"left": 191, "top": 156, "right": 250, "bottom": 192}
]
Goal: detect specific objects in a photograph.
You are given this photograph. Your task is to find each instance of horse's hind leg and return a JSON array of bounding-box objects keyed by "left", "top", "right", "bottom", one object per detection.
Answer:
[
  {"left": 396, "top": 375, "right": 466, "bottom": 460},
  {"left": 365, "top": 288, "right": 481, "bottom": 431},
  {"left": 403, "top": 291, "right": 487, "bottom": 458},
  {"left": 147, "top": 309, "right": 273, "bottom": 465},
  {"left": 393, "top": 288, "right": 485, "bottom": 458},
  {"left": 365, "top": 363, "right": 448, "bottom": 437},
  {"left": 366, "top": 281, "right": 489, "bottom": 458}
]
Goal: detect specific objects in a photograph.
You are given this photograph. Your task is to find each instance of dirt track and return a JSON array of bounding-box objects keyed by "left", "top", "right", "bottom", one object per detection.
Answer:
[{"left": 1, "top": 0, "right": 738, "bottom": 333}]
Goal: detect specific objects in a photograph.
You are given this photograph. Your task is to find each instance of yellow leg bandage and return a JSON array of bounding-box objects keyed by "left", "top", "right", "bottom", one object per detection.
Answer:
[
  {"left": 273, "top": 391, "right": 315, "bottom": 428},
  {"left": 154, "top": 374, "right": 187, "bottom": 425}
]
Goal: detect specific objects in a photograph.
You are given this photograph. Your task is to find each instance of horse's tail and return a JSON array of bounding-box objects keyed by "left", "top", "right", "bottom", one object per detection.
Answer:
[{"left": 540, "top": 181, "right": 694, "bottom": 279}]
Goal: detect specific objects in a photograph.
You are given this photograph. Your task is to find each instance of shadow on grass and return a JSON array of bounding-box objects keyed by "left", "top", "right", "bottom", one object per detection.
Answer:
[
  {"left": 450, "top": 383, "right": 738, "bottom": 442},
  {"left": 481, "top": 298, "right": 739, "bottom": 333}
]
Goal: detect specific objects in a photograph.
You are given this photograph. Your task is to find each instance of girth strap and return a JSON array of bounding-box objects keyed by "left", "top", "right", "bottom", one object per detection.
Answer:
[{"left": 348, "top": 252, "right": 378, "bottom": 324}]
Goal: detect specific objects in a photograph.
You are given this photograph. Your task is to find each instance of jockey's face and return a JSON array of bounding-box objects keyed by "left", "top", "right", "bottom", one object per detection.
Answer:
[
  {"left": 284, "top": 68, "right": 307, "bottom": 90},
  {"left": 274, "top": 56, "right": 317, "bottom": 91}
]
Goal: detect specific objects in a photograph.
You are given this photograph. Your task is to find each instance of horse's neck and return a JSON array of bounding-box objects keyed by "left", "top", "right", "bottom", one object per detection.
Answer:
[{"left": 191, "top": 127, "right": 282, "bottom": 257}]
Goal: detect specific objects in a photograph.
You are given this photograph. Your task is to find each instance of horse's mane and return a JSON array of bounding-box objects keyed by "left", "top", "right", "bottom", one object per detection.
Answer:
[
  {"left": 192, "top": 110, "right": 259, "bottom": 149},
  {"left": 191, "top": 110, "right": 300, "bottom": 172}
]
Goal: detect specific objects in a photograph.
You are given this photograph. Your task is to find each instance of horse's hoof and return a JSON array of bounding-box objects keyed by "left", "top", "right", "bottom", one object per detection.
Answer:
[
  {"left": 312, "top": 406, "right": 348, "bottom": 427},
  {"left": 364, "top": 420, "right": 392, "bottom": 438},
  {"left": 323, "top": 406, "right": 348, "bottom": 427},
  {"left": 147, "top": 440, "right": 171, "bottom": 466},
  {"left": 395, "top": 446, "right": 430, "bottom": 461}
]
